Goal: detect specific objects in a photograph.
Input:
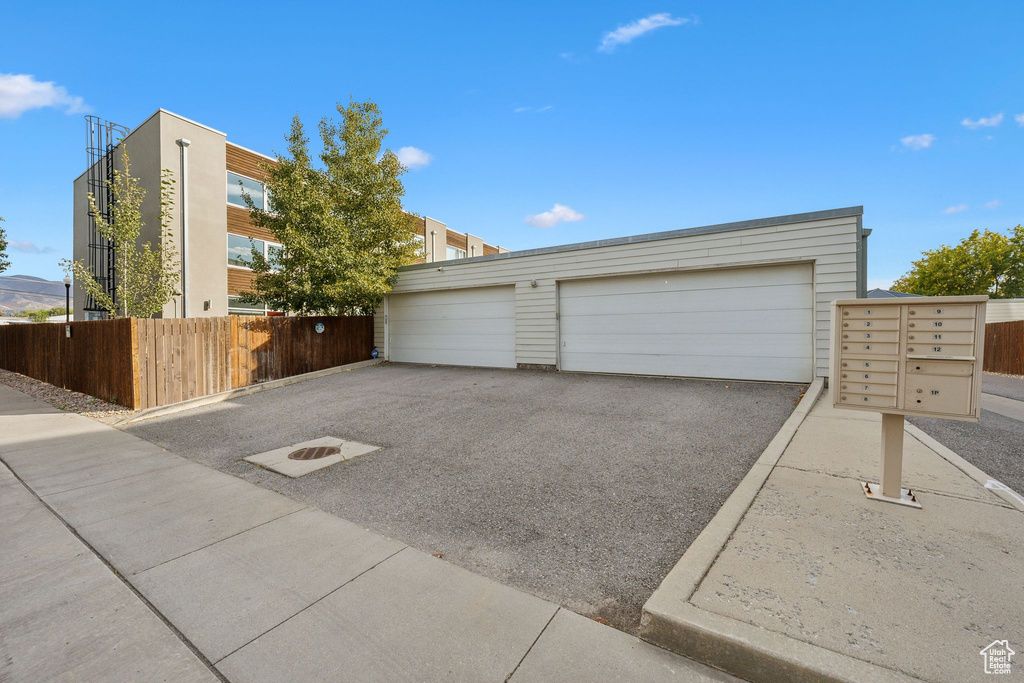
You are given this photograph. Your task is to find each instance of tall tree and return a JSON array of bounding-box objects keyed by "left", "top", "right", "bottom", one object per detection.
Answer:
[
  {"left": 241, "top": 99, "right": 420, "bottom": 315},
  {"left": 892, "top": 226, "right": 1024, "bottom": 298},
  {"left": 0, "top": 216, "right": 9, "bottom": 274},
  {"left": 61, "top": 147, "right": 181, "bottom": 318}
]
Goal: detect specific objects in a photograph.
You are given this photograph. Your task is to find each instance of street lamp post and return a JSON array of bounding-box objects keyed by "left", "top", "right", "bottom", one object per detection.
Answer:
[{"left": 63, "top": 275, "right": 71, "bottom": 323}]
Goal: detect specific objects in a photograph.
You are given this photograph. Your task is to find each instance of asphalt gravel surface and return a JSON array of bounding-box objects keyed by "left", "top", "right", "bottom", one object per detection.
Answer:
[
  {"left": 910, "top": 372, "right": 1024, "bottom": 497},
  {"left": 127, "top": 363, "right": 805, "bottom": 632},
  {"left": 980, "top": 372, "right": 1024, "bottom": 401}
]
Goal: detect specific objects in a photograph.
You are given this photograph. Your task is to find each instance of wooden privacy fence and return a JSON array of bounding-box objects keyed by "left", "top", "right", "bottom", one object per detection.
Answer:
[
  {"left": 0, "top": 315, "right": 374, "bottom": 410},
  {"left": 984, "top": 320, "right": 1024, "bottom": 375},
  {"left": 0, "top": 318, "right": 136, "bottom": 407}
]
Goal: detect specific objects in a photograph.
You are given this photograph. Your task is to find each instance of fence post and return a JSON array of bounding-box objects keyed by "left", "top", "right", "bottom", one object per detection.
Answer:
[{"left": 129, "top": 318, "right": 141, "bottom": 409}]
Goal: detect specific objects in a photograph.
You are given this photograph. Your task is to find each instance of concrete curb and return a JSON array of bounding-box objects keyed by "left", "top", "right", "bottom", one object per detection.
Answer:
[
  {"left": 640, "top": 378, "right": 922, "bottom": 682},
  {"left": 115, "top": 359, "right": 383, "bottom": 427},
  {"left": 641, "top": 603, "right": 919, "bottom": 683},
  {"left": 642, "top": 378, "right": 823, "bottom": 611},
  {"left": 905, "top": 423, "right": 1024, "bottom": 513}
]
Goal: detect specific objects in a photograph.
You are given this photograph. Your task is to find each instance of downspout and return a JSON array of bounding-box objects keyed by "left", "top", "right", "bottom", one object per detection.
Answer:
[
  {"left": 430, "top": 229, "right": 436, "bottom": 263},
  {"left": 176, "top": 138, "right": 191, "bottom": 317},
  {"left": 864, "top": 228, "right": 872, "bottom": 296}
]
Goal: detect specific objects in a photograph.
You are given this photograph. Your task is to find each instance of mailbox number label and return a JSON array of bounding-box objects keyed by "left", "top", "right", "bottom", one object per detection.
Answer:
[
  {"left": 931, "top": 390, "right": 940, "bottom": 396},
  {"left": 864, "top": 321, "right": 873, "bottom": 327},
  {"left": 934, "top": 308, "right": 943, "bottom": 314},
  {"left": 864, "top": 333, "right": 872, "bottom": 339},
  {"left": 933, "top": 321, "right": 943, "bottom": 327},
  {"left": 932, "top": 346, "right": 942, "bottom": 352},
  {"left": 933, "top": 334, "right": 942, "bottom": 340}
]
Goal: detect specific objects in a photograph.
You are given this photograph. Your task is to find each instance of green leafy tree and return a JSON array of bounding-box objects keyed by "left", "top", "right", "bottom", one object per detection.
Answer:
[
  {"left": 23, "top": 306, "right": 68, "bottom": 323},
  {"left": 241, "top": 99, "right": 420, "bottom": 315},
  {"left": 0, "top": 216, "right": 10, "bottom": 274},
  {"left": 61, "top": 147, "right": 181, "bottom": 318},
  {"left": 892, "top": 226, "right": 1024, "bottom": 298}
]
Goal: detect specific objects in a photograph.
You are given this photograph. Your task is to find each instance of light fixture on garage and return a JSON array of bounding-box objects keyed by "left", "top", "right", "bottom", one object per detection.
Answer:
[{"left": 530, "top": 279, "right": 538, "bottom": 288}]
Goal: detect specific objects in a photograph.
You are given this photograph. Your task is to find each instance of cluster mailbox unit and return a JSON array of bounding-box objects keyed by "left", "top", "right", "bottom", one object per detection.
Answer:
[{"left": 830, "top": 295, "right": 987, "bottom": 508}]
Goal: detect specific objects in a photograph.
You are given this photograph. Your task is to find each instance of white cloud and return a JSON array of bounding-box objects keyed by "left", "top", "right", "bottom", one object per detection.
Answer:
[
  {"left": 900, "top": 133, "right": 934, "bottom": 150},
  {"left": 598, "top": 13, "right": 690, "bottom": 52},
  {"left": 984, "top": 199, "right": 1002, "bottom": 209},
  {"left": 961, "top": 113, "right": 1003, "bottom": 129},
  {"left": 942, "top": 204, "right": 968, "bottom": 214},
  {"left": 0, "top": 73, "right": 88, "bottom": 118},
  {"left": 514, "top": 105, "right": 553, "bottom": 114},
  {"left": 525, "top": 203, "right": 585, "bottom": 228},
  {"left": 10, "top": 240, "right": 56, "bottom": 254},
  {"left": 1015, "top": 113, "right": 1024, "bottom": 126},
  {"left": 395, "top": 146, "right": 432, "bottom": 170}
]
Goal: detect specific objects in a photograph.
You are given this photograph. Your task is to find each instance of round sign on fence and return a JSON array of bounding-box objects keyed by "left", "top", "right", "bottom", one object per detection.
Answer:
[
  {"left": 315, "top": 322, "right": 325, "bottom": 334},
  {"left": 371, "top": 348, "right": 379, "bottom": 358}
]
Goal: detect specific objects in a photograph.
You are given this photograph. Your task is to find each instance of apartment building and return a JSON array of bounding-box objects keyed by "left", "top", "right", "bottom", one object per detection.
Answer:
[{"left": 72, "top": 109, "right": 506, "bottom": 319}]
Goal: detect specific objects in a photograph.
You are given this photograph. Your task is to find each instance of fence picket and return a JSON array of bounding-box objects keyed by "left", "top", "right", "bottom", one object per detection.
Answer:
[{"left": 984, "top": 320, "right": 1023, "bottom": 375}]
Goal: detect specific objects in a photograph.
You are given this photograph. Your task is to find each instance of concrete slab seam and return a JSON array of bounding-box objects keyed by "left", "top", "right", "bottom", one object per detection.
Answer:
[
  {"left": 210, "top": 545, "right": 410, "bottom": 665},
  {"left": 32, "top": 460, "right": 187, "bottom": 498},
  {"left": 771, "top": 462, "right": 1014, "bottom": 510},
  {"left": 904, "top": 423, "right": 1024, "bottom": 512},
  {"left": 116, "top": 358, "right": 383, "bottom": 427},
  {"left": 40, "top": 473, "right": 245, "bottom": 527},
  {"left": 0, "top": 459, "right": 228, "bottom": 682},
  {"left": 123, "top": 506, "right": 311, "bottom": 577},
  {"left": 504, "top": 606, "right": 561, "bottom": 683}
]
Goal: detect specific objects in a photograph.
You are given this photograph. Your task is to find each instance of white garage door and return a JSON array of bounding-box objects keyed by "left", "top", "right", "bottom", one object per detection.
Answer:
[
  {"left": 558, "top": 264, "right": 814, "bottom": 382},
  {"left": 388, "top": 286, "right": 516, "bottom": 368}
]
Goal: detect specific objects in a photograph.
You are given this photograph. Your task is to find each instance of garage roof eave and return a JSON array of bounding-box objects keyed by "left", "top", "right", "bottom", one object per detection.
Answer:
[{"left": 400, "top": 205, "right": 865, "bottom": 271}]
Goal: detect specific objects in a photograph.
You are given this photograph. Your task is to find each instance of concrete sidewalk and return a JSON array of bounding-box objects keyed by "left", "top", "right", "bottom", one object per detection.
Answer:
[
  {"left": 0, "top": 384, "right": 732, "bottom": 682},
  {"left": 981, "top": 391, "right": 1024, "bottom": 422},
  {"left": 643, "top": 392, "right": 1024, "bottom": 682},
  {"left": 0, "top": 461, "right": 213, "bottom": 681}
]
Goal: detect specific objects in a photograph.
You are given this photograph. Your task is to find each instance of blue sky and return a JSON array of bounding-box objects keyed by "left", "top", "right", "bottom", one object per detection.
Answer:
[{"left": 1, "top": 1, "right": 1022, "bottom": 289}]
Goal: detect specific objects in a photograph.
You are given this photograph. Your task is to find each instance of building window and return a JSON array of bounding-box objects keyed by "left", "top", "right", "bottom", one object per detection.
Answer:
[
  {"left": 228, "top": 234, "right": 265, "bottom": 268},
  {"left": 446, "top": 245, "right": 466, "bottom": 260},
  {"left": 227, "top": 296, "right": 284, "bottom": 316},
  {"left": 228, "top": 233, "right": 281, "bottom": 269},
  {"left": 227, "top": 171, "right": 266, "bottom": 210}
]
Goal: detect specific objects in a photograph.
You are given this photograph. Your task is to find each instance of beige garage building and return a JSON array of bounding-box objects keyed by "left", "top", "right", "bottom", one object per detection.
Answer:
[{"left": 374, "top": 207, "right": 868, "bottom": 382}]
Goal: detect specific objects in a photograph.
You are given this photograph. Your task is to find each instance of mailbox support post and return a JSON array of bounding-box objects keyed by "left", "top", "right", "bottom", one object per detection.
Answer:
[
  {"left": 880, "top": 413, "right": 904, "bottom": 498},
  {"left": 862, "top": 413, "right": 921, "bottom": 508}
]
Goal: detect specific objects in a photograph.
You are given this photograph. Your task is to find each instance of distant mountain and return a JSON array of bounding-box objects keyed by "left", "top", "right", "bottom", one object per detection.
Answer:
[{"left": 0, "top": 275, "right": 65, "bottom": 314}]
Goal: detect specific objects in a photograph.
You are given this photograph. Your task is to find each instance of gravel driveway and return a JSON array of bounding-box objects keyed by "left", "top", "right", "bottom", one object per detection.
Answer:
[{"left": 127, "top": 363, "right": 804, "bottom": 632}]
